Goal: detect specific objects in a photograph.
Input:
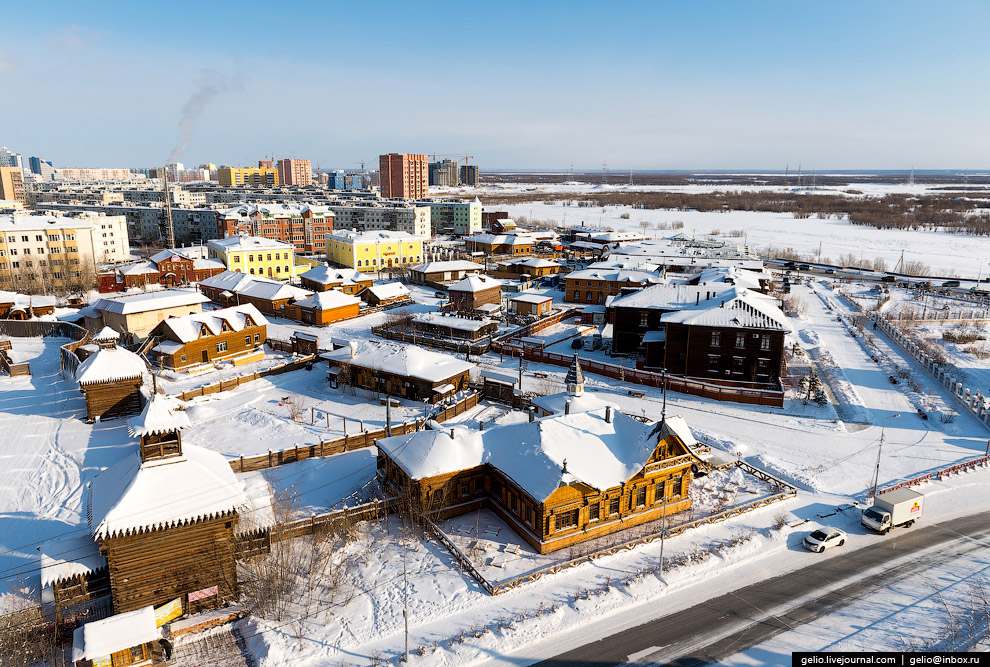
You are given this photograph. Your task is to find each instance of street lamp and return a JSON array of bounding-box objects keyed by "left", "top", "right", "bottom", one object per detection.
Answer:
[{"left": 870, "top": 414, "right": 900, "bottom": 497}]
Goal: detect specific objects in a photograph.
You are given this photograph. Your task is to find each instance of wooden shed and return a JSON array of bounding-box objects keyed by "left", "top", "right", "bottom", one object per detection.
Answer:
[
  {"left": 359, "top": 282, "right": 411, "bottom": 307},
  {"left": 510, "top": 293, "right": 554, "bottom": 317},
  {"left": 74, "top": 339, "right": 145, "bottom": 421},
  {"left": 71, "top": 605, "right": 158, "bottom": 667},
  {"left": 292, "top": 290, "right": 361, "bottom": 326}
]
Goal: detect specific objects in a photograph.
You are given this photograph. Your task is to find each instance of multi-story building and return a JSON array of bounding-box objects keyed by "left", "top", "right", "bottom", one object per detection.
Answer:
[
  {"left": 459, "top": 164, "right": 479, "bottom": 186},
  {"left": 379, "top": 153, "right": 428, "bottom": 199},
  {"left": 217, "top": 204, "right": 333, "bottom": 253},
  {"left": 417, "top": 197, "right": 481, "bottom": 236},
  {"left": 0, "top": 211, "right": 129, "bottom": 291},
  {"left": 114, "top": 248, "right": 226, "bottom": 290},
  {"left": 327, "top": 201, "right": 430, "bottom": 238},
  {"left": 428, "top": 159, "right": 458, "bottom": 187},
  {"left": 206, "top": 234, "right": 297, "bottom": 280},
  {"left": 0, "top": 147, "right": 23, "bottom": 170},
  {"left": 329, "top": 170, "right": 347, "bottom": 190},
  {"left": 564, "top": 268, "right": 666, "bottom": 305},
  {"left": 27, "top": 157, "right": 57, "bottom": 182},
  {"left": 0, "top": 167, "right": 26, "bottom": 204},
  {"left": 38, "top": 202, "right": 221, "bottom": 245},
  {"left": 217, "top": 167, "right": 279, "bottom": 187},
  {"left": 277, "top": 159, "right": 312, "bottom": 186},
  {"left": 57, "top": 168, "right": 134, "bottom": 181},
  {"left": 325, "top": 229, "right": 424, "bottom": 270}
]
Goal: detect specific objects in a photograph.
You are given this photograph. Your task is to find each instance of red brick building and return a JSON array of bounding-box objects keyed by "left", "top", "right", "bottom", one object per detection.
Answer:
[
  {"left": 112, "top": 249, "right": 226, "bottom": 290},
  {"left": 217, "top": 204, "right": 333, "bottom": 253},
  {"left": 379, "top": 154, "right": 428, "bottom": 199}
]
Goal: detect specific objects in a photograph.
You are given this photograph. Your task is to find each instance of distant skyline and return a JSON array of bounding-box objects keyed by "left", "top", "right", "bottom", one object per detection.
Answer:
[{"left": 2, "top": 1, "right": 989, "bottom": 171}]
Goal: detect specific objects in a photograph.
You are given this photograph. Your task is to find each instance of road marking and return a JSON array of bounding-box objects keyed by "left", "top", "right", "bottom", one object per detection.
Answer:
[{"left": 627, "top": 645, "right": 664, "bottom": 662}]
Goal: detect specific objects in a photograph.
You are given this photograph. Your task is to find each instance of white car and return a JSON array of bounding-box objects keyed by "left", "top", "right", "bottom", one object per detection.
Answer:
[{"left": 803, "top": 527, "right": 848, "bottom": 553}]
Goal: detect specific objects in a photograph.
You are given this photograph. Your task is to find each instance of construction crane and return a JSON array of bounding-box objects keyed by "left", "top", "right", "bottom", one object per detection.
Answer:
[{"left": 354, "top": 160, "right": 366, "bottom": 173}]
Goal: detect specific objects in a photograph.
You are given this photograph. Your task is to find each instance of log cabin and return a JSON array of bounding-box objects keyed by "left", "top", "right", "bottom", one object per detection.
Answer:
[
  {"left": 298, "top": 264, "right": 372, "bottom": 295},
  {"left": 360, "top": 282, "right": 411, "bottom": 307},
  {"left": 448, "top": 275, "right": 502, "bottom": 313},
  {"left": 71, "top": 604, "right": 158, "bottom": 667},
  {"left": 292, "top": 290, "right": 361, "bottom": 326},
  {"left": 410, "top": 312, "right": 499, "bottom": 343},
  {"left": 509, "top": 293, "right": 554, "bottom": 317},
  {"left": 408, "top": 260, "right": 484, "bottom": 285},
  {"left": 197, "top": 270, "right": 311, "bottom": 318},
  {"left": 491, "top": 257, "right": 562, "bottom": 280},
  {"left": 74, "top": 338, "right": 146, "bottom": 421},
  {"left": 147, "top": 304, "right": 268, "bottom": 370},
  {"left": 88, "top": 394, "right": 247, "bottom": 615}
]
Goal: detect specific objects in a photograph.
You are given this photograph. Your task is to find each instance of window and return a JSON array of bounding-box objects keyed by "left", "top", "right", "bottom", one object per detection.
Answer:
[
  {"left": 250, "top": 268, "right": 255, "bottom": 274},
  {"left": 708, "top": 354, "right": 719, "bottom": 372},
  {"left": 20, "top": 235, "right": 28, "bottom": 242},
  {"left": 35, "top": 234, "right": 43, "bottom": 242},
  {"left": 640, "top": 312, "right": 649, "bottom": 326},
  {"left": 711, "top": 331, "right": 720, "bottom": 346},
  {"left": 670, "top": 474, "right": 682, "bottom": 497},
  {"left": 757, "top": 358, "right": 770, "bottom": 377},
  {"left": 267, "top": 253, "right": 272, "bottom": 260},
  {"left": 655, "top": 479, "right": 666, "bottom": 503},
  {"left": 216, "top": 341, "right": 228, "bottom": 353},
  {"left": 761, "top": 335, "right": 771, "bottom": 351},
  {"left": 735, "top": 333, "right": 745, "bottom": 348},
  {"left": 275, "top": 265, "right": 280, "bottom": 273},
  {"left": 248, "top": 254, "right": 254, "bottom": 262},
  {"left": 589, "top": 503, "right": 600, "bottom": 522},
  {"left": 586, "top": 290, "right": 592, "bottom": 301},
  {"left": 474, "top": 478, "right": 484, "bottom": 494},
  {"left": 609, "top": 497, "right": 620, "bottom": 516},
  {"left": 180, "top": 355, "right": 186, "bottom": 362},
  {"left": 254, "top": 333, "right": 260, "bottom": 344},
  {"left": 556, "top": 508, "right": 579, "bottom": 530},
  {"left": 636, "top": 486, "right": 646, "bottom": 507},
  {"left": 8, "top": 249, "right": 15, "bottom": 256},
  {"left": 732, "top": 356, "right": 744, "bottom": 374},
  {"left": 22, "top": 248, "right": 29, "bottom": 255},
  {"left": 460, "top": 481, "right": 469, "bottom": 497},
  {"left": 245, "top": 336, "right": 251, "bottom": 346}
]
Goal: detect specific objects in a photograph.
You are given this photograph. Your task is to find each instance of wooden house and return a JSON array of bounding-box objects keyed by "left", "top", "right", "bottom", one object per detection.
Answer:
[
  {"left": 465, "top": 233, "right": 537, "bottom": 256},
  {"left": 377, "top": 399, "right": 702, "bottom": 554},
  {"left": 510, "top": 293, "right": 554, "bottom": 317},
  {"left": 298, "top": 264, "right": 372, "bottom": 295},
  {"left": 148, "top": 304, "right": 268, "bottom": 370},
  {"left": 0, "top": 292, "right": 57, "bottom": 319},
  {"left": 563, "top": 268, "right": 664, "bottom": 305},
  {"left": 491, "top": 257, "right": 561, "bottom": 279},
  {"left": 292, "top": 290, "right": 361, "bottom": 326},
  {"left": 40, "top": 533, "right": 110, "bottom": 619},
  {"left": 408, "top": 260, "right": 484, "bottom": 285},
  {"left": 197, "top": 270, "right": 311, "bottom": 318},
  {"left": 360, "top": 282, "right": 411, "bottom": 307},
  {"left": 448, "top": 275, "right": 502, "bottom": 313},
  {"left": 84, "top": 290, "right": 211, "bottom": 339},
  {"left": 71, "top": 605, "right": 158, "bottom": 667},
  {"left": 75, "top": 338, "right": 146, "bottom": 421},
  {"left": 322, "top": 340, "right": 474, "bottom": 402},
  {"left": 411, "top": 312, "right": 499, "bottom": 343},
  {"left": 88, "top": 394, "right": 246, "bottom": 615}
]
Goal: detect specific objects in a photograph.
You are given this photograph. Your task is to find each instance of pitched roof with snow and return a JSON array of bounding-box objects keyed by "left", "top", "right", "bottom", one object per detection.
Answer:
[
  {"left": 321, "top": 340, "right": 474, "bottom": 383},
  {"left": 75, "top": 346, "right": 146, "bottom": 385},
  {"left": 128, "top": 393, "right": 190, "bottom": 437},
  {"left": 409, "top": 260, "right": 484, "bottom": 273},
  {"left": 91, "top": 289, "right": 209, "bottom": 315},
  {"left": 412, "top": 312, "right": 495, "bottom": 332},
  {"left": 510, "top": 293, "right": 554, "bottom": 304},
  {"left": 609, "top": 283, "right": 737, "bottom": 310},
  {"left": 566, "top": 268, "right": 665, "bottom": 285},
  {"left": 40, "top": 534, "right": 107, "bottom": 588},
  {"left": 293, "top": 290, "right": 361, "bottom": 310},
  {"left": 207, "top": 235, "right": 294, "bottom": 251},
  {"left": 87, "top": 443, "right": 247, "bottom": 540},
  {"left": 159, "top": 303, "right": 268, "bottom": 343},
  {"left": 199, "top": 271, "right": 309, "bottom": 301},
  {"left": 299, "top": 264, "right": 370, "bottom": 285},
  {"left": 378, "top": 409, "right": 694, "bottom": 501},
  {"left": 72, "top": 605, "right": 157, "bottom": 662},
  {"left": 364, "top": 282, "right": 410, "bottom": 301},
  {"left": 449, "top": 275, "right": 502, "bottom": 293},
  {"left": 118, "top": 261, "right": 160, "bottom": 276},
  {"left": 660, "top": 289, "right": 791, "bottom": 332},
  {"left": 92, "top": 326, "right": 120, "bottom": 341}
]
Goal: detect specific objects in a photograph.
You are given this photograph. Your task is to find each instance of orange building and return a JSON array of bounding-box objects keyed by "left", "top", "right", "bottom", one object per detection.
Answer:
[
  {"left": 277, "top": 158, "right": 312, "bottom": 186},
  {"left": 379, "top": 154, "right": 428, "bottom": 199}
]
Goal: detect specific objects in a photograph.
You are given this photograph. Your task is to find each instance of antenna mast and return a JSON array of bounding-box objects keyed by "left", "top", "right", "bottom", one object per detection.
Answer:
[
  {"left": 160, "top": 165, "right": 175, "bottom": 249},
  {"left": 602, "top": 161, "right": 608, "bottom": 185}
]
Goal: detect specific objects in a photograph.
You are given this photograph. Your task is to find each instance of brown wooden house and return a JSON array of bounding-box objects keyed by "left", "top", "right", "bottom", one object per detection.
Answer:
[
  {"left": 117, "top": 249, "right": 226, "bottom": 290},
  {"left": 71, "top": 604, "right": 158, "bottom": 667},
  {"left": 88, "top": 394, "right": 245, "bottom": 615},
  {"left": 491, "top": 257, "right": 561, "bottom": 279},
  {"left": 564, "top": 268, "right": 664, "bottom": 306},
  {"left": 360, "top": 282, "right": 411, "bottom": 307},
  {"left": 0, "top": 291, "right": 57, "bottom": 319},
  {"left": 510, "top": 293, "right": 554, "bottom": 317},
  {"left": 377, "top": 405, "right": 702, "bottom": 554},
  {"left": 448, "top": 275, "right": 502, "bottom": 313},
  {"left": 74, "top": 338, "right": 146, "bottom": 421},
  {"left": 408, "top": 260, "right": 484, "bottom": 285},
  {"left": 298, "top": 264, "right": 372, "bottom": 294},
  {"left": 411, "top": 312, "right": 499, "bottom": 343},
  {"left": 292, "top": 290, "right": 361, "bottom": 326},
  {"left": 148, "top": 304, "right": 268, "bottom": 370},
  {"left": 197, "top": 270, "right": 311, "bottom": 318},
  {"left": 322, "top": 340, "right": 474, "bottom": 402}
]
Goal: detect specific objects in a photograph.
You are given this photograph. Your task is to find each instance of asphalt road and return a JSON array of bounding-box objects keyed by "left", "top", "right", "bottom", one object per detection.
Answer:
[{"left": 532, "top": 511, "right": 990, "bottom": 666}]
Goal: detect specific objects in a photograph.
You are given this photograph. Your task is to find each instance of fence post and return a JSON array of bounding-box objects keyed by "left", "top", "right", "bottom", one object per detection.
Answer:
[
  {"left": 239, "top": 454, "right": 244, "bottom": 473},
  {"left": 268, "top": 449, "right": 272, "bottom": 468}
]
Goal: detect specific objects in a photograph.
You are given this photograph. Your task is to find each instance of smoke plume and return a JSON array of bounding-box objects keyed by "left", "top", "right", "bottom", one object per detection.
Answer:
[{"left": 167, "top": 71, "right": 240, "bottom": 164}]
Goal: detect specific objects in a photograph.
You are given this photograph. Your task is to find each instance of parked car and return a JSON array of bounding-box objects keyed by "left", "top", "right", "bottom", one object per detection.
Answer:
[
  {"left": 823, "top": 269, "right": 835, "bottom": 274},
  {"left": 571, "top": 337, "right": 584, "bottom": 349},
  {"left": 942, "top": 280, "right": 961, "bottom": 288},
  {"left": 803, "top": 527, "right": 848, "bottom": 553},
  {"left": 434, "top": 291, "right": 447, "bottom": 299}
]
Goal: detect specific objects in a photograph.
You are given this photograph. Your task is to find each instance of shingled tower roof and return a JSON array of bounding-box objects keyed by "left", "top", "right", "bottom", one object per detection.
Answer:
[{"left": 565, "top": 354, "right": 585, "bottom": 396}]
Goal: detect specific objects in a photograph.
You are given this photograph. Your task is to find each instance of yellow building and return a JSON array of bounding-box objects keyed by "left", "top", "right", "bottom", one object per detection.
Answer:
[
  {"left": 325, "top": 230, "right": 424, "bottom": 270},
  {"left": 218, "top": 167, "right": 279, "bottom": 187},
  {"left": 206, "top": 235, "right": 297, "bottom": 280},
  {"left": 0, "top": 167, "right": 26, "bottom": 204}
]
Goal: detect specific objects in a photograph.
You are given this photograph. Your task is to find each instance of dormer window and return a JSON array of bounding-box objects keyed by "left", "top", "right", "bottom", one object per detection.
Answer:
[{"left": 200, "top": 324, "right": 210, "bottom": 337}]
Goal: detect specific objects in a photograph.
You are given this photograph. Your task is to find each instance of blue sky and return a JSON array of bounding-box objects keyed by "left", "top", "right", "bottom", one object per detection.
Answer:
[{"left": 1, "top": 1, "right": 988, "bottom": 170}]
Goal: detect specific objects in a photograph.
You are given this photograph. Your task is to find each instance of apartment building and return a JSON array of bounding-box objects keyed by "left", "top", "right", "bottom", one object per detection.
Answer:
[
  {"left": 277, "top": 159, "right": 312, "bottom": 186},
  {"left": 39, "top": 202, "right": 221, "bottom": 244},
  {"left": 216, "top": 204, "right": 333, "bottom": 252},
  {"left": 0, "top": 211, "right": 129, "bottom": 289},
  {"left": 428, "top": 159, "right": 458, "bottom": 187},
  {"left": 417, "top": 197, "right": 481, "bottom": 236},
  {"left": 325, "top": 229, "right": 424, "bottom": 270},
  {"left": 0, "top": 167, "right": 26, "bottom": 204},
  {"left": 217, "top": 167, "right": 279, "bottom": 187},
  {"left": 459, "top": 164, "right": 479, "bottom": 186},
  {"left": 379, "top": 153, "right": 428, "bottom": 199},
  {"left": 57, "top": 168, "right": 134, "bottom": 180},
  {"left": 327, "top": 201, "right": 430, "bottom": 238}
]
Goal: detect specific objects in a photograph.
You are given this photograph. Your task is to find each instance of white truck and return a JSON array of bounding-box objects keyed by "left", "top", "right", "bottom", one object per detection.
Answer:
[{"left": 861, "top": 488, "right": 924, "bottom": 534}]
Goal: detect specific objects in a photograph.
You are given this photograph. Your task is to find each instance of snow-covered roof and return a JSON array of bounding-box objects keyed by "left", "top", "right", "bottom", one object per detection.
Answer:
[
  {"left": 199, "top": 270, "right": 308, "bottom": 301},
  {"left": 449, "top": 275, "right": 502, "bottom": 293},
  {"left": 75, "top": 346, "right": 146, "bottom": 385},
  {"left": 499, "top": 257, "right": 562, "bottom": 269},
  {"left": 609, "top": 283, "right": 737, "bottom": 310},
  {"left": 566, "top": 268, "right": 665, "bottom": 285},
  {"left": 321, "top": 340, "right": 474, "bottom": 383},
  {"left": 327, "top": 229, "right": 422, "bottom": 243},
  {"left": 531, "top": 390, "right": 617, "bottom": 417},
  {"left": 412, "top": 312, "right": 495, "bottom": 332},
  {"left": 118, "top": 261, "right": 160, "bottom": 276},
  {"left": 40, "top": 534, "right": 107, "bottom": 588},
  {"left": 510, "top": 293, "right": 553, "bottom": 304},
  {"left": 660, "top": 289, "right": 791, "bottom": 332},
  {"left": 192, "top": 258, "right": 225, "bottom": 271},
  {"left": 149, "top": 246, "right": 211, "bottom": 263},
  {"left": 364, "top": 283, "right": 410, "bottom": 301},
  {"left": 88, "top": 443, "right": 247, "bottom": 540},
  {"left": 9, "top": 293, "right": 57, "bottom": 309},
  {"left": 293, "top": 290, "right": 361, "bottom": 310},
  {"left": 219, "top": 203, "right": 333, "bottom": 219},
  {"left": 128, "top": 393, "right": 190, "bottom": 437},
  {"left": 151, "top": 340, "right": 184, "bottom": 355},
  {"left": 159, "top": 303, "right": 268, "bottom": 344},
  {"left": 207, "top": 235, "right": 294, "bottom": 251},
  {"left": 72, "top": 605, "right": 157, "bottom": 662},
  {"left": 299, "top": 264, "right": 370, "bottom": 285},
  {"left": 468, "top": 233, "right": 541, "bottom": 246},
  {"left": 409, "top": 260, "right": 484, "bottom": 273},
  {"left": 92, "top": 289, "right": 209, "bottom": 315},
  {"left": 378, "top": 409, "right": 685, "bottom": 501},
  {"left": 92, "top": 326, "right": 120, "bottom": 341}
]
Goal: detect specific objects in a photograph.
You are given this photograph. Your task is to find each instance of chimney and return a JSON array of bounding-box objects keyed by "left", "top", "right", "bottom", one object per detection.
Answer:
[
  {"left": 564, "top": 400, "right": 571, "bottom": 415},
  {"left": 605, "top": 406, "right": 612, "bottom": 423},
  {"left": 720, "top": 300, "right": 724, "bottom": 308},
  {"left": 528, "top": 407, "right": 535, "bottom": 422},
  {"left": 696, "top": 293, "right": 699, "bottom": 305}
]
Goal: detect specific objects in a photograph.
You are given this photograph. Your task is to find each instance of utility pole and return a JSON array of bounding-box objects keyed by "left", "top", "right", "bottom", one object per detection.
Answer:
[
  {"left": 871, "top": 414, "right": 899, "bottom": 497},
  {"left": 402, "top": 535, "right": 409, "bottom": 663},
  {"left": 659, "top": 368, "right": 668, "bottom": 578}
]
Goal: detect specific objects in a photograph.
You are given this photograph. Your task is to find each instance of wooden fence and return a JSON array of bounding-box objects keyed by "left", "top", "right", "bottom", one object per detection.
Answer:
[
  {"left": 0, "top": 319, "right": 89, "bottom": 339},
  {"left": 175, "top": 354, "right": 317, "bottom": 401},
  {"left": 228, "top": 391, "right": 480, "bottom": 473}
]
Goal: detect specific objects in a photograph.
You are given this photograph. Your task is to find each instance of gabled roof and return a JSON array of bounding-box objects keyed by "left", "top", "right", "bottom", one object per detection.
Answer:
[
  {"left": 299, "top": 264, "right": 370, "bottom": 285},
  {"left": 72, "top": 605, "right": 156, "bottom": 662},
  {"left": 449, "top": 275, "right": 502, "bottom": 293},
  {"left": 567, "top": 268, "right": 664, "bottom": 284},
  {"left": 127, "top": 393, "right": 190, "bottom": 437},
  {"left": 409, "top": 260, "right": 483, "bottom": 273},
  {"left": 91, "top": 289, "right": 209, "bottom": 315},
  {"left": 92, "top": 326, "right": 120, "bottom": 341},
  {"left": 199, "top": 270, "right": 310, "bottom": 301},
  {"left": 293, "top": 290, "right": 361, "bottom": 311},
  {"left": 159, "top": 303, "right": 268, "bottom": 343},
  {"left": 118, "top": 261, "right": 160, "bottom": 276},
  {"left": 412, "top": 312, "right": 495, "bottom": 332},
  {"left": 609, "top": 283, "right": 736, "bottom": 310},
  {"left": 321, "top": 340, "right": 474, "bottom": 383},
  {"left": 363, "top": 283, "right": 410, "bottom": 301},
  {"left": 75, "top": 346, "right": 146, "bottom": 385},
  {"left": 660, "top": 289, "right": 791, "bottom": 332}
]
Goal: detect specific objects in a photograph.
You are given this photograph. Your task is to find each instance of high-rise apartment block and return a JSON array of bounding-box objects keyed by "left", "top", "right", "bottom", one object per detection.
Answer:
[
  {"left": 218, "top": 167, "right": 279, "bottom": 187},
  {"left": 429, "top": 159, "right": 459, "bottom": 187},
  {"left": 28, "top": 157, "right": 57, "bottom": 181},
  {"left": 379, "top": 154, "right": 428, "bottom": 199},
  {"left": 277, "top": 159, "right": 313, "bottom": 186},
  {"left": 460, "top": 164, "right": 480, "bottom": 186},
  {"left": 0, "top": 147, "right": 23, "bottom": 170},
  {"left": 0, "top": 167, "right": 26, "bottom": 204}
]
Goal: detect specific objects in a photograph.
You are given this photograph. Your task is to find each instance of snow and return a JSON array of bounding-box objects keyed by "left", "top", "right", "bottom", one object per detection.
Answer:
[
  {"left": 71, "top": 604, "right": 157, "bottom": 661},
  {"left": 39, "top": 533, "right": 106, "bottom": 588},
  {"left": 450, "top": 274, "right": 502, "bottom": 293},
  {"left": 364, "top": 282, "right": 410, "bottom": 301},
  {"left": 127, "top": 393, "right": 190, "bottom": 437},
  {"left": 208, "top": 235, "right": 293, "bottom": 251},
  {"left": 410, "top": 260, "right": 485, "bottom": 273},
  {"left": 660, "top": 289, "right": 791, "bottom": 331},
  {"left": 88, "top": 443, "right": 247, "bottom": 539},
  {"left": 530, "top": 390, "right": 617, "bottom": 416},
  {"left": 321, "top": 339, "right": 474, "bottom": 383},
  {"left": 510, "top": 293, "right": 553, "bottom": 304},
  {"left": 413, "top": 312, "right": 494, "bottom": 332},
  {"left": 91, "top": 288, "right": 209, "bottom": 314},
  {"left": 75, "top": 345, "right": 146, "bottom": 385},
  {"left": 92, "top": 326, "right": 120, "bottom": 341},
  {"left": 293, "top": 290, "right": 361, "bottom": 310},
  {"left": 160, "top": 303, "right": 268, "bottom": 344},
  {"left": 297, "top": 264, "right": 370, "bottom": 285}
]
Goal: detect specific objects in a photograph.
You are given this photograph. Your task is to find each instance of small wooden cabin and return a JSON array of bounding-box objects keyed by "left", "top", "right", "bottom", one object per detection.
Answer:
[
  {"left": 292, "top": 290, "right": 361, "bottom": 326},
  {"left": 298, "top": 265, "right": 372, "bottom": 294},
  {"left": 448, "top": 275, "right": 502, "bottom": 313},
  {"left": 89, "top": 395, "right": 245, "bottom": 614},
  {"left": 72, "top": 605, "right": 157, "bottom": 667},
  {"left": 74, "top": 339, "right": 145, "bottom": 421},
  {"left": 510, "top": 293, "right": 554, "bottom": 317},
  {"left": 360, "top": 283, "right": 411, "bottom": 307}
]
